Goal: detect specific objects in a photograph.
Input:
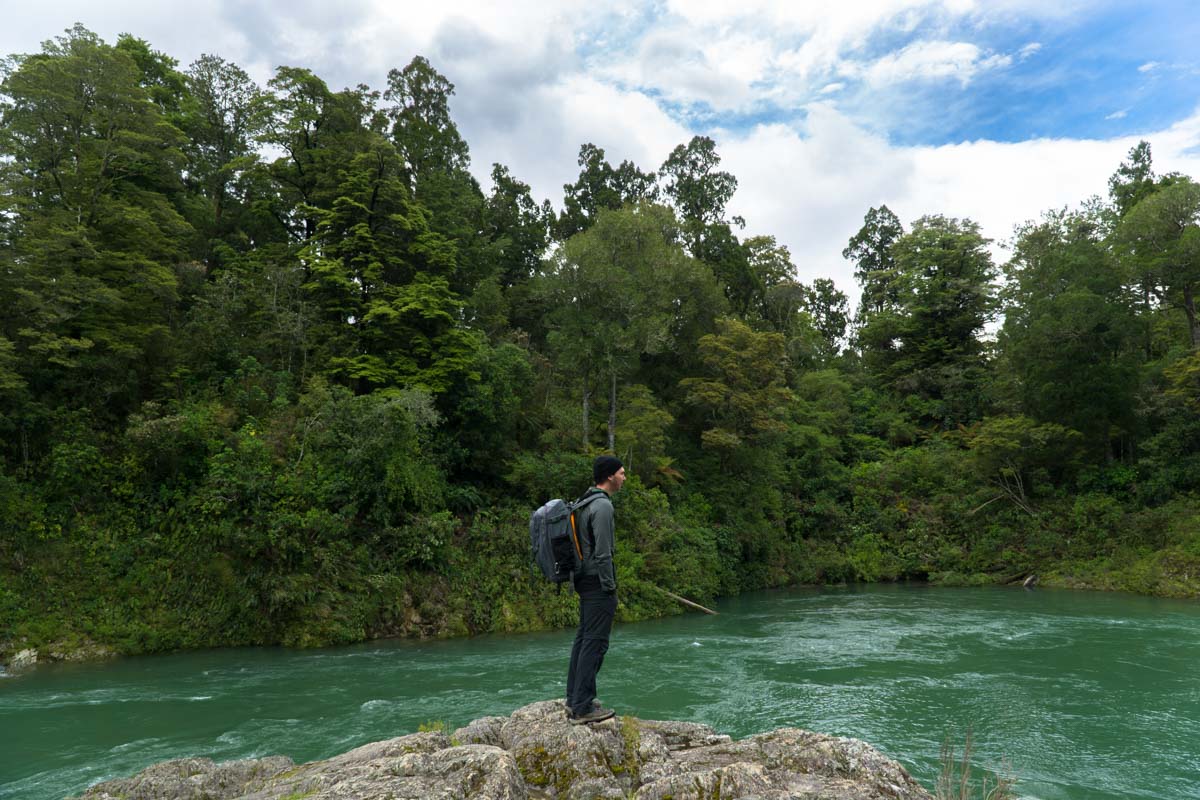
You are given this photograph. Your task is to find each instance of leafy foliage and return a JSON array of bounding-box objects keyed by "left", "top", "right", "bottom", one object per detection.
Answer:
[{"left": 2, "top": 28, "right": 1198, "bottom": 663}]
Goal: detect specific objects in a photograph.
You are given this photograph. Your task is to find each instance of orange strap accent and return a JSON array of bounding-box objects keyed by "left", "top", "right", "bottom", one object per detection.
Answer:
[{"left": 569, "top": 512, "right": 584, "bottom": 560}]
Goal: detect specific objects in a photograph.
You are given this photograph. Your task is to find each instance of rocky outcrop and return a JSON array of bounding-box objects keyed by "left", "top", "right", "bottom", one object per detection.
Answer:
[
  {"left": 73, "top": 700, "right": 933, "bottom": 800},
  {"left": 5, "top": 648, "right": 39, "bottom": 672},
  {"left": 1, "top": 639, "right": 115, "bottom": 672}
]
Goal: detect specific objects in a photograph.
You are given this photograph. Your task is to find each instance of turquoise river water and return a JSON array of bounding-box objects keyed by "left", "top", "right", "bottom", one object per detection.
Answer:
[{"left": 2, "top": 585, "right": 1198, "bottom": 799}]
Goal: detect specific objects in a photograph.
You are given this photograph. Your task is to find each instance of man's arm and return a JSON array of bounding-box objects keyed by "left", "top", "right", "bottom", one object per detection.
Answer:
[{"left": 591, "top": 499, "right": 617, "bottom": 593}]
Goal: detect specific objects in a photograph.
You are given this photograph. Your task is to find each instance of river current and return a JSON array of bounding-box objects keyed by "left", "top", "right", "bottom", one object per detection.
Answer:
[{"left": 2, "top": 585, "right": 1198, "bottom": 799}]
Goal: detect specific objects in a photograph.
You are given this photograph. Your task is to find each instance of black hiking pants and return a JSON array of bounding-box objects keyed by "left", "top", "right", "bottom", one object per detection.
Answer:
[{"left": 565, "top": 575, "right": 617, "bottom": 716}]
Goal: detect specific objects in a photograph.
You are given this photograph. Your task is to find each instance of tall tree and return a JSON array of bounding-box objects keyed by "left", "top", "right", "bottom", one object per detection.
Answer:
[
  {"left": 1119, "top": 179, "right": 1200, "bottom": 350},
  {"left": 181, "top": 54, "right": 272, "bottom": 268},
  {"left": 659, "top": 135, "right": 737, "bottom": 244},
  {"left": 1000, "top": 210, "right": 1139, "bottom": 457},
  {"left": 1109, "top": 141, "right": 1159, "bottom": 219},
  {"left": 477, "top": 163, "right": 553, "bottom": 338},
  {"left": 484, "top": 163, "right": 552, "bottom": 290},
  {"left": 742, "top": 236, "right": 823, "bottom": 367},
  {"left": 539, "top": 203, "right": 722, "bottom": 450},
  {"left": 384, "top": 56, "right": 488, "bottom": 295},
  {"left": 844, "top": 205, "right": 904, "bottom": 324},
  {"left": 556, "top": 143, "right": 657, "bottom": 239},
  {"left": 800, "top": 278, "right": 850, "bottom": 361},
  {"left": 744, "top": 236, "right": 795, "bottom": 296},
  {"left": 659, "top": 136, "right": 758, "bottom": 313},
  {"left": 859, "top": 215, "right": 997, "bottom": 428},
  {"left": 383, "top": 56, "right": 469, "bottom": 185},
  {"left": 300, "top": 137, "right": 479, "bottom": 394},
  {"left": 262, "top": 66, "right": 378, "bottom": 242},
  {"left": 114, "top": 34, "right": 188, "bottom": 119},
  {"left": 0, "top": 25, "right": 191, "bottom": 427}
]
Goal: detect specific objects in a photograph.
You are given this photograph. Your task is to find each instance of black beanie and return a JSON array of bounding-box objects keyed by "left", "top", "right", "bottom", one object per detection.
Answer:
[{"left": 593, "top": 455, "right": 623, "bottom": 485}]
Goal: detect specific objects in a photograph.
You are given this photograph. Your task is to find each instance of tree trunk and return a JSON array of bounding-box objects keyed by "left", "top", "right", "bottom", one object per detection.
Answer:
[
  {"left": 582, "top": 377, "right": 591, "bottom": 451},
  {"left": 607, "top": 370, "right": 616, "bottom": 452},
  {"left": 1185, "top": 284, "right": 1200, "bottom": 349},
  {"left": 1143, "top": 281, "right": 1154, "bottom": 360}
]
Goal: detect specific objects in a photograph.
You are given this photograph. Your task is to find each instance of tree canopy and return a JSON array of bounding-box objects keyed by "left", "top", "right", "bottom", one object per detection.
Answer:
[{"left": 4, "top": 29, "right": 1200, "bottom": 661}]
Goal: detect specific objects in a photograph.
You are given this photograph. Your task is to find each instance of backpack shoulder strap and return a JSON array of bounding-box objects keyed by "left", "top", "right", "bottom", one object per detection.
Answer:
[
  {"left": 569, "top": 492, "right": 605, "bottom": 559},
  {"left": 571, "top": 492, "right": 604, "bottom": 511}
]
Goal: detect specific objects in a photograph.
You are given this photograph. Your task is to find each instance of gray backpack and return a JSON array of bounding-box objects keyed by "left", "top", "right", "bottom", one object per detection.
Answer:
[{"left": 530, "top": 494, "right": 603, "bottom": 584}]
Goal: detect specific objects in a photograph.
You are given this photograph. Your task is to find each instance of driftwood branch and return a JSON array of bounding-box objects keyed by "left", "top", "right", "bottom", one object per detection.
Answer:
[
  {"left": 650, "top": 585, "right": 718, "bottom": 615},
  {"left": 967, "top": 495, "right": 1004, "bottom": 516}
]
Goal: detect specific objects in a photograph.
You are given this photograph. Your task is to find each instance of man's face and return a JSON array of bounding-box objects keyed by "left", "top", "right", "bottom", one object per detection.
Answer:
[{"left": 608, "top": 466, "right": 627, "bottom": 493}]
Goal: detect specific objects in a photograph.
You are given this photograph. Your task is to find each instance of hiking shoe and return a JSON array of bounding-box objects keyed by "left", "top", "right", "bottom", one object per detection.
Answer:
[{"left": 568, "top": 705, "right": 615, "bottom": 725}]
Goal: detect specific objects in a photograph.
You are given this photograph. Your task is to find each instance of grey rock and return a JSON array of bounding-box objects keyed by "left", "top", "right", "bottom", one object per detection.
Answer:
[
  {"left": 454, "top": 714, "right": 508, "bottom": 746},
  {"left": 636, "top": 718, "right": 733, "bottom": 750},
  {"left": 72, "top": 701, "right": 934, "bottom": 800},
  {"left": 48, "top": 640, "right": 115, "bottom": 662},
  {"left": 2, "top": 640, "right": 115, "bottom": 673},
  {"left": 636, "top": 761, "right": 775, "bottom": 800},
  {"left": 7, "top": 648, "right": 38, "bottom": 672},
  {"left": 77, "top": 756, "right": 295, "bottom": 800},
  {"left": 636, "top": 727, "right": 932, "bottom": 800},
  {"left": 498, "top": 700, "right": 633, "bottom": 799},
  {"left": 324, "top": 731, "right": 451, "bottom": 765},
  {"left": 240, "top": 743, "right": 527, "bottom": 800}
]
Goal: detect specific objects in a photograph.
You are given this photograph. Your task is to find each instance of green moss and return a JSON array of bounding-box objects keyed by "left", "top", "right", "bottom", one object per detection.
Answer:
[
  {"left": 279, "top": 790, "right": 316, "bottom": 800},
  {"left": 614, "top": 716, "right": 642, "bottom": 783},
  {"left": 693, "top": 773, "right": 726, "bottom": 799},
  {"left": 517, "top": 745, "right": 579, "bottom": 796}
]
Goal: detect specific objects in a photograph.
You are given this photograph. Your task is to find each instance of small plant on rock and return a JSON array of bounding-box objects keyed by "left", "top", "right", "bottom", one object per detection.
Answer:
[{"left": 936, "top": 728, "right": 1016, "bottom": 800}]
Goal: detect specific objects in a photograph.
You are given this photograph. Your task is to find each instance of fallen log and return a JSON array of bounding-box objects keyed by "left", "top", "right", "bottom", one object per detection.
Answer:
[{"left": 650, "top": 585, "right": 718, "bottom": 615}]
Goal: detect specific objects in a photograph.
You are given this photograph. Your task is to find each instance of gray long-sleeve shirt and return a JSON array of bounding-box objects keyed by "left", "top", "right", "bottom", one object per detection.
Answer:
[{"left": 574, "top": 487, "right": 616, "bottom": 592}]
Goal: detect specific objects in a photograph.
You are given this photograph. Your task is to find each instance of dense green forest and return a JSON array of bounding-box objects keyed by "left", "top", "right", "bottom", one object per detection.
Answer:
[{"left": 2, "top": 26, "right": 1199, "bottom": 660}]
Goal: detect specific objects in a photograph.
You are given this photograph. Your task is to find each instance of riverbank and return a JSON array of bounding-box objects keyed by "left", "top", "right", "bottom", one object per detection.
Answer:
[
  {"left": 6, "top": 553, "right": 1198, "bottom": 675},
  {"left": 68, "top": 700, "right": 936, "bottom": 800},
  {"left": 0, "top": 640, "right": 115, "bottom": 674},
  {"left": 931, "top": 547, "right": 1200, "bottom": 599}
]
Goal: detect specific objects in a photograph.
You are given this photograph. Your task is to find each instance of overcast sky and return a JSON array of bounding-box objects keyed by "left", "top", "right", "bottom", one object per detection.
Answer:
[{"left": 4, "top": 1, "right": 1200, "bottom": 301}]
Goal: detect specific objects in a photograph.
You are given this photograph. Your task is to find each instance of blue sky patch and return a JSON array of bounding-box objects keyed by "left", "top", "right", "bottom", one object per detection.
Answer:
[{"left": 593, "top": 1, "right": 1200, "bottom": 148}]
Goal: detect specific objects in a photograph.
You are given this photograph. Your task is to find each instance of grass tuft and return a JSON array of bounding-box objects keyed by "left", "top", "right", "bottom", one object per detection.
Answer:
[{"left": 936, "top": 728, "right": 1017, "bottom": 800}]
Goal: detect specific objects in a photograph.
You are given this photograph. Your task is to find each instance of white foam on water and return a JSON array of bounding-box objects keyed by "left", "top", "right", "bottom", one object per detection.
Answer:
[
  {"left": 109, "top": 738, "right": 163, "bottom": 754},
  {"left": 216, "top": 730, "right": 244, "bottom": 745},
  {"left": 360, "top": 699, "right": 392, "bottom": 711}
]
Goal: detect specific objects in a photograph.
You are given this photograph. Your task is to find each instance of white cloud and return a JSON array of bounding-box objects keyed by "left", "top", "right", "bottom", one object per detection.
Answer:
[
  {"left": 0, "top": 1, "right": 250, "bottom": 75},
  {"left": 716, "top": 104, "right": 1200, "bottom": 309},
  {"left": 518, "top": 0, "right": 1085, "bottom": 119},
  {"left": 1019, "top": 42, "right": 1042, "bottom": 59},
  {"left": 463, "top": 74, "right": 690, "bottom": 214},
  {"left": 721, "top": 106, "right": 912, "bottom": 292},
  {"left": 1106, "top": 109, "right": 1128, "bottom": 120},
  {"left": 600, "top": 29, "right": 756, "bottom": 112},
  {"left": 1138, "top": 61, "right": 1160, "bottom": 73},
  {"left": 0, "top": 0, "right": 1086, "bottom": 138},
  {"left": 860, "top": 40, "right": 1011, "bottom": 87}
]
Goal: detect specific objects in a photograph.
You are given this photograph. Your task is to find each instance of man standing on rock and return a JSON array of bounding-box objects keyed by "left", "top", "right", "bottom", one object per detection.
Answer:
[{"left": 565, "top": 455, "right": 626, "bottom": 724}]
